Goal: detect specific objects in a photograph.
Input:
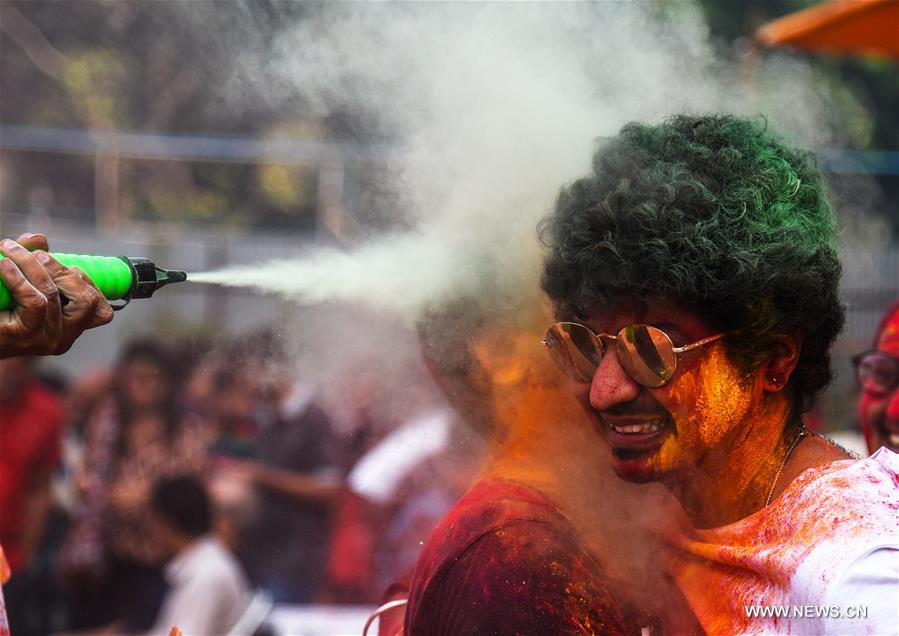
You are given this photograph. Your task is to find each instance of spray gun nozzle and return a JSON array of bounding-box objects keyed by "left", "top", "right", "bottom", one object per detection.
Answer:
[
  {"left": 164, "top": 269, "right": 188, "bottom": 285},
  {"left": 123, "top": 257, "right": 188, "bottom": 300}
]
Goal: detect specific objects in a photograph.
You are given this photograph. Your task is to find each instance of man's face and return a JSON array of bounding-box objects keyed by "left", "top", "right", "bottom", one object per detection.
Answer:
[
  {"left": 122, "top": 358, "right": 169, "bottom": 410},
  {"left": 571, "top": 301, "right": 761, "bottom": 485},
  {"left": 213, "top": 376, "right": 258, "bottom": 425},
  {"left": 859, "top": 308, "right": 899, "bottom": 454}
]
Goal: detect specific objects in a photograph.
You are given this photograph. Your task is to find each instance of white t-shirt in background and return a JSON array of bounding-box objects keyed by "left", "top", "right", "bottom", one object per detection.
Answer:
[{"left": 148, "top": 536, "right": 251, "bottom": 636}]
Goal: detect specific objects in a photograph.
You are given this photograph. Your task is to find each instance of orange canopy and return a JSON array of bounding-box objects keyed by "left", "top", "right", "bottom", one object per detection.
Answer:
[{"left": 756, "top": 0, "right": 899, "bottom": 59}]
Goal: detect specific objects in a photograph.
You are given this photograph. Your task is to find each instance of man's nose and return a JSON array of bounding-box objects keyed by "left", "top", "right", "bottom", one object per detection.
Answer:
[{"left": 588, "top": 346, "right": 641, "bottom": 411}]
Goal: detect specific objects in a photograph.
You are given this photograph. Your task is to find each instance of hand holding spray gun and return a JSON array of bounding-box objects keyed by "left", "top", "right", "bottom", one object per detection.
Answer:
[{"left": 0, "top": 234, "right": 187, "bottom": 358}]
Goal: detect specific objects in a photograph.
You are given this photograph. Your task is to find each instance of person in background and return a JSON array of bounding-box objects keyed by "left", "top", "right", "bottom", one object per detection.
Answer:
[
  {"left": 857, "top": 300, "right": 899, "bottom": 455},
  {"left": 146, "top": 474, "right": 251, "bottom": 636},
  {"left": 393, "top": 297, "right": 663, "bottom": 636},
  {"left": 188, "top": 330, "right": 336, "bottom": 602},
  {"left": 0, "top": 234, "right": 113, "bottom": 358},
  {"left": 0, "top": 356, "right": 63, "bottom": 636},
  {"left": 63, "top": 338, "right": 206, "bottom": 632},
  {"left": 202, "top": 367, "right": 262, "bottom": 459},
  {"left": 218, "top": 376, "right": 340, "bottom": 603},
  {"left": 346, "top": 382, "right": 483, "bottom": 599},
  {"left": 325, "top": 379, "right": 381, "bottom": 605}
]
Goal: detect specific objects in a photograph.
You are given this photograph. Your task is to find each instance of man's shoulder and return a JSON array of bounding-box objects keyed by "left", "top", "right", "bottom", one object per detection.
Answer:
[
  {"left": 785, "top": 448, "right": 899, "bottom": 529},
  {"left": 868, "top": 446, "right": 899, "bottom": 474},
  {"left": 407, "top": 478, "right": 565, "bottom": 594},
  {"left": 780, "top": 449, "right": 899, "bottom": 593},
  {"left": 177, "top": 538, "right": 249, "bottom": 591},
  {"left": 683, "top": 450, "right": 899, "bottom": 583},
  {"left": 405, "top": 478, "right": 630, "bottom": 635},
  {"left": 418, "top": 478, "right": 565, "bottom": 560},
  {"left": 787, "top": 474, "right": 899, "bottom": 625}
]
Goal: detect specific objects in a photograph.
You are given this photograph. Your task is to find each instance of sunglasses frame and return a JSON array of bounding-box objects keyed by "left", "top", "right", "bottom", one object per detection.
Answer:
[
  {"left": 542, "top": 321, "right": 725, "bottom": 387},
  {"left": 852, "top": 350, "right": 899, "bottom": 396}
]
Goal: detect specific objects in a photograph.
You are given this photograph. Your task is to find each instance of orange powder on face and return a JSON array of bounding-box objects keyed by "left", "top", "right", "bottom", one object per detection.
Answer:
[
  {"left": 651, "top": 345, "right": 756, "bottom": 477},
  {"left": 693, "top": 348, "right": 756, "bottom": 442},
  {"left": 648, "top": 342, "right": 802, "bottom": 529}
]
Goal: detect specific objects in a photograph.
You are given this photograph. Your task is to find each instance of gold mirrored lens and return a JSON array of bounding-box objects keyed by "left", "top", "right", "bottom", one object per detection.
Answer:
[
  {"left": 545, "top": 323, "right": 602, "bottom": 382},
  {"left": 615, "top": 325, "right": 676, "bottom": 387}
]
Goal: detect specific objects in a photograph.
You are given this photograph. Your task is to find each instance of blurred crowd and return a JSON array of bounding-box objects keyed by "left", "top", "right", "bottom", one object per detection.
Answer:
[
  {"left": 2, "top": 309, "right": 893, "bottom": 636},
  {"left": 0, "top": 330, "right": 483, "bottom": 636}
]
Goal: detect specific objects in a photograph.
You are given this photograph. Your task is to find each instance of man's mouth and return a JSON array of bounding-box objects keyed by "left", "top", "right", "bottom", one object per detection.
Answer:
[
  {"left": 607, "top": 419, "right": 668, "bottom": 434},
  {"left": 601, "top": 415, "right": 674, "bottom": 450}
]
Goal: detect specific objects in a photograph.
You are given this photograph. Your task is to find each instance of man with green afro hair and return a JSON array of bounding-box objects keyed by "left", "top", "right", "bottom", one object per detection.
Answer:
[{"left": 540, "top": 113, "right": 898, "bottom": 634}]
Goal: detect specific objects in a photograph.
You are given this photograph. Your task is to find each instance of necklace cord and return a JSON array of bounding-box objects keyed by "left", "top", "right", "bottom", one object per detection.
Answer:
[{"left": 765, "top": 422, "right": 807, "bottom": 507}]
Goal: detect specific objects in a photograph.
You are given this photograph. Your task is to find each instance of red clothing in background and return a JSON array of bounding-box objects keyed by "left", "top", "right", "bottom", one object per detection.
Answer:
[
  {"left": 0, "top": 383, "right": 62, "bottom": 571},
  {"left": 404, "top": 478, "right": 636, "bottom": 635}
]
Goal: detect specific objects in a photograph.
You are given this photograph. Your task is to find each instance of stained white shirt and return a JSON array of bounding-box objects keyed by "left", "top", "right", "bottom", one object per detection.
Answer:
[{"left": 668, "top": 448, "right": 899, "bottom": 635}]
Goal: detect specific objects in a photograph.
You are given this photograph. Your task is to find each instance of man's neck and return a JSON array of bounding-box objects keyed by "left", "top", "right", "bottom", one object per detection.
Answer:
[
  {"left": 169, "top": 534, "right": 198, "bottom": 560},
  {"left": 668, "top": 396, "right": 797, "bottom": 528}
]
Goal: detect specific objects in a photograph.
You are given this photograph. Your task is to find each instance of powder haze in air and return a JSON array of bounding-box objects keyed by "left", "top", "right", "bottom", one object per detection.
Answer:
[{"left": 186, "top": 2, "right": 862, "bottom": 322}]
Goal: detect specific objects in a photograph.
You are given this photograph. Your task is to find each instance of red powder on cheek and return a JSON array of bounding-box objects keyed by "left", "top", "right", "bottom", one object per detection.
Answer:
[{"left": 859, "top": 310, "right": 899, "bottom": 451}]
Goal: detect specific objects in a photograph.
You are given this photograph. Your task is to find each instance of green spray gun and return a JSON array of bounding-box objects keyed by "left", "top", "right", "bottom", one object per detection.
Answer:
[{"left": 0, "top": 253, "right": 188, "bottom": 311}]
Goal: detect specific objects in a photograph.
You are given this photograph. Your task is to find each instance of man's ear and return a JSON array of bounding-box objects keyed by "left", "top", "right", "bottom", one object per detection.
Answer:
[{"left": 761, "top": 333, "right": 803, "bottom": 393}]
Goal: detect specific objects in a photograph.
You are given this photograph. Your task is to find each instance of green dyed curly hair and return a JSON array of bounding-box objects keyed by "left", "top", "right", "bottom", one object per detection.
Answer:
[{"left": 540, "top": 113, "right": 845, "bottom": 412}]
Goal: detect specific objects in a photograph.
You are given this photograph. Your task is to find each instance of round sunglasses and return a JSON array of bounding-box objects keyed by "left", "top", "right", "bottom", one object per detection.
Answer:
[
  {"left": 542, "top": 322, "right": 725, "bottom": 387},
  {"left": 853, "top": 350, "right": 899, "bottom": 396}
]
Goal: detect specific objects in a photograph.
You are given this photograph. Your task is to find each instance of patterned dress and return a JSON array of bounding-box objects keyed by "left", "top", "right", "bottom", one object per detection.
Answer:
[{"left": 80, "top": 399, "right": 211, "bottom": 564}]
